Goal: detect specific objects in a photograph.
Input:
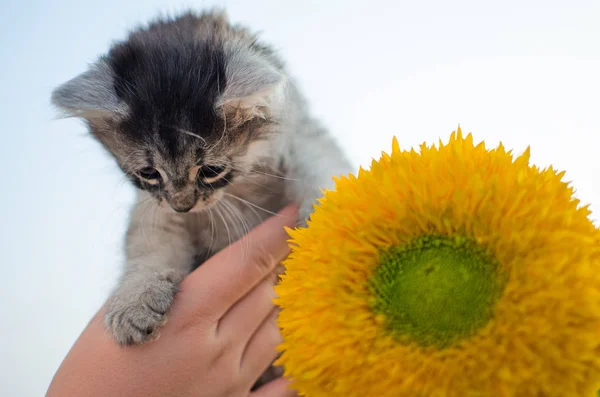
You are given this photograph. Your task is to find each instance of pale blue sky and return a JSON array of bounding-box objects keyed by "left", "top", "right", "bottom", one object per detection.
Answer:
[{"left": 2, "top": 0, "right": 599, "bottom": 395}]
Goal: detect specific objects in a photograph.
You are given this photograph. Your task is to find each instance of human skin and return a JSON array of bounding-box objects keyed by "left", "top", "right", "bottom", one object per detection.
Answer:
[{"left": 46, "top": 205, "right": 299, "bottom": 397}]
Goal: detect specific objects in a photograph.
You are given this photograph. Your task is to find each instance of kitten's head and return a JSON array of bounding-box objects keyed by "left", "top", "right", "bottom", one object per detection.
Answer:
[{"left": 52, "top": 11, "right": 287, "bottom": 213}]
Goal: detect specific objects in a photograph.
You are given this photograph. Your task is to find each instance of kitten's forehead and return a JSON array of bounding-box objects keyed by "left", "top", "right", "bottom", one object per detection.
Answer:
[
  {"left": 149, "top": 127, "right": 229, "bottom": 169},
  {"left": 108, "top": 37, "right": 225, "bottom": 144},
  {"left": 152, "top": 125, "right": 205, "bottom": 162}
]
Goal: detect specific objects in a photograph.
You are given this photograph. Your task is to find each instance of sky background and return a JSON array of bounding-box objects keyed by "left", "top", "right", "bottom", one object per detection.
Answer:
[{"left": 2, "top": 0, "right": 599, "bottom": 395}]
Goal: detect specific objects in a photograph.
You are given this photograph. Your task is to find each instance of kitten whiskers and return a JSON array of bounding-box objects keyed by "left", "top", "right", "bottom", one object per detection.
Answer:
[{"left": 224, "top": 192, "right": 282, "bottom": 217}]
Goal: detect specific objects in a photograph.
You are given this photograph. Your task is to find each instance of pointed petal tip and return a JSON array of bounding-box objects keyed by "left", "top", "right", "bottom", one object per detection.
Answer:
[
  {"left": 391, "top": 136, "right": 400, "bottom": 154},
  {"left": 456, "top": 125, "right": 463, "bottom": 139}
]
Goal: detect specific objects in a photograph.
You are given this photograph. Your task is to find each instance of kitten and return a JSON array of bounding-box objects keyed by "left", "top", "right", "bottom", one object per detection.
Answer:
[{"left": 52, "top": 10, "right": 351, "bottom": 351}]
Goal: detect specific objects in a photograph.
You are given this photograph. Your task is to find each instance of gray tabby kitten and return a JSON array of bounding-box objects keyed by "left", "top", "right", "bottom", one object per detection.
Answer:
[{"left": 51, "top": 9, "right": 351, "bottom": 349}]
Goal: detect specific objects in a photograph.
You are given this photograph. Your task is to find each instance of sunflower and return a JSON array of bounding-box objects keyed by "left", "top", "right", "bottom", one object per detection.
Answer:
[{"left": 275, "top": 128, "right": 600, "bottom": 397}]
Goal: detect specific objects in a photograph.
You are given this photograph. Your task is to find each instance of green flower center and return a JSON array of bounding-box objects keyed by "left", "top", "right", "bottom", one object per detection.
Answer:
[{"left": 369, "top": 235, "right": 505, "bottom": 348}]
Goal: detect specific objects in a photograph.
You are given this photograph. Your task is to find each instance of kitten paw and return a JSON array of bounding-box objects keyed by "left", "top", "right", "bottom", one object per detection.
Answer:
[{"left": 105, "top": 272, "right": 179, "bottom": 345}]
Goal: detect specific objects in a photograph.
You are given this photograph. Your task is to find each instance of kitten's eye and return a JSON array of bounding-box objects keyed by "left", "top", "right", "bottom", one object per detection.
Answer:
[
  {"left": 138, "top": 167, "right": 161, "bottom": 180},
  {"left": 199, "top": 165, "right": 226, "bottom": 179}
]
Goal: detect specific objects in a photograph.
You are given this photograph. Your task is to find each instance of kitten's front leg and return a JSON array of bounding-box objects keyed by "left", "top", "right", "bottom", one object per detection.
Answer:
[{"left": 106, "top": 198, "right": 197, "bottom": 345}]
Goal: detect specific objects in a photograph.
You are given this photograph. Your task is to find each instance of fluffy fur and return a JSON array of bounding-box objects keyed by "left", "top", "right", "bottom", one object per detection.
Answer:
[{"left": 52, "top": 9, "right": 352, "bottom": 387}]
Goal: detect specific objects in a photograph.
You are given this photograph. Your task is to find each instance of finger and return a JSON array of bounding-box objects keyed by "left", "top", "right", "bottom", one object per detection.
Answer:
[
  {"left": 250, "top": 377, "right": 297, "bottom": 397},
  {"left": 240, "top": 308, "right": 282, "bottom": 379},
  {"left": 218, "top": 271, "right": 278, "bottom": 341},
  {"left": 180, "top": 204, "right": 298, "bottom": 320}
]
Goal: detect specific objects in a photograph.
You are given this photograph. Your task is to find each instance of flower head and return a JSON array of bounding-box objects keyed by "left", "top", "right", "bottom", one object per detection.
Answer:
[{"left": 275, "top": 128, "right": 600, "bottom": 397}]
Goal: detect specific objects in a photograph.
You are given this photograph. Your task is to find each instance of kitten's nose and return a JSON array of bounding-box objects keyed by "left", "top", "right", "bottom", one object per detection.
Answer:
[{"left": 169, "top": 192, "right": 196, "bottom": 213}]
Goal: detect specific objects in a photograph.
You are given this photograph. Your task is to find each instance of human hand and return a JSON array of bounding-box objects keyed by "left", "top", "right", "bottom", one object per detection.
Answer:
[{"left": 46, "top": 205, "right": 299, "bottom": 397}]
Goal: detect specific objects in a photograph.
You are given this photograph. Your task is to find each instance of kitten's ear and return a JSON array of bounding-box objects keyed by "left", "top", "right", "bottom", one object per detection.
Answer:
[
  {"left": 51, "top": 60, "right": 125, "bottom": 119},
  {"left": 217, "top": 45, "right": 286, "bottom": 120}
]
